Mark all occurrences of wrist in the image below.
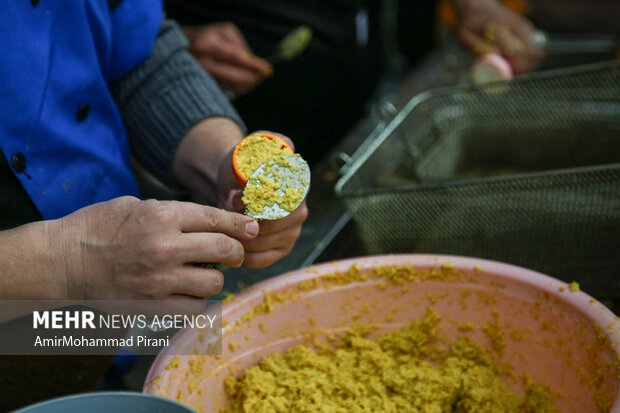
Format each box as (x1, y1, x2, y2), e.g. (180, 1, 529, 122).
(173, 117, 244, 201)
(0, 220, 71, 300)
(49, 214, 88, 300)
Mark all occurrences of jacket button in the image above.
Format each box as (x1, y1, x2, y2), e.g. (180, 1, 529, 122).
(30, 0, 39, 6)
(76, 103, 90, 121)
(11, 153, 26, 173)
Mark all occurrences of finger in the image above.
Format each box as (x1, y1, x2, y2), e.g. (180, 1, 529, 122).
(493, 26, 527, 56)
(244, 247, 293, 268)
(505, 17, 537, 51)
(219, 188, 244, 213)
(218, 22, 251, 50)
(238, 53, 273, 77)
(202, 41, 272, 76)
(256, 201, 308, 235)
(159, 295, 208, 316)
(169, 267, 225, 298)
(172, 202, 258, 240)
(503, 22, 545, 74)
(178, 233, 246, 267)
(241, 225, 301, 252)
(190, 27, 242, 55)
(502, 38, 545, 74)
(231, 190, 245, 214)
(458, 28, 500, 56)
(507, 52, 543, 75)
(217, 24, 273, 75)
(199, 57, 264, 91)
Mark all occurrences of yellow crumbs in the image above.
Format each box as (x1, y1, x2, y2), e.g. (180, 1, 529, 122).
(228, 263, 460, 328)
(483, 310, 506, 355)
(236, 134, 293, 179)
(242, 154, 305, 215)
(242, 175, 282, 214)
(165, 356, 179, 371)
(223, 309, 557, 413)
(569, 282, 580, 293)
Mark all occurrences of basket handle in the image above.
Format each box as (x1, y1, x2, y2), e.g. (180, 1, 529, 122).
(331, 99, 401, 177)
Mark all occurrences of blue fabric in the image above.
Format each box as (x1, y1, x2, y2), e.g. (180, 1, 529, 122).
(0, 0, 162, 219)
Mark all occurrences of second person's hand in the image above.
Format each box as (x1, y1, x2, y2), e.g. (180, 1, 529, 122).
(454, 0, 545, 74)
(184, 22, 273, 95)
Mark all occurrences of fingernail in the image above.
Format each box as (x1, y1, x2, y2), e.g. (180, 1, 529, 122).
(245, 221, 259, 236)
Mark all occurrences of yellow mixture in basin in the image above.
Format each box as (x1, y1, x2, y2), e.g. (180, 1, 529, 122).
(236, 134, 293, 180)
(223, 309, 557, 413)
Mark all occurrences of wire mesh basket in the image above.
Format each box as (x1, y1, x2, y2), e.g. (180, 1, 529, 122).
(335, 61, 620, 300)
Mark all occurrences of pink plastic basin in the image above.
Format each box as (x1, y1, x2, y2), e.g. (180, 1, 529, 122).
(145, 255, 620, 412)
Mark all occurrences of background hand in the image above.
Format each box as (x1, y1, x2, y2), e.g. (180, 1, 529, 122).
(184, 22, 273, 95)
(455, 0, 545, 74)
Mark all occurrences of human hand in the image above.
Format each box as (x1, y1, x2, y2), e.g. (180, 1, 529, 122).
(454, 0, 545, 74)
(173, 117, 244, 211)
(174, 123, 308, 268)
(231, 133, 309, 268)
(239, 200, 308, 268)
(184, 22, 273, 95)
(53, 196, 259, 300)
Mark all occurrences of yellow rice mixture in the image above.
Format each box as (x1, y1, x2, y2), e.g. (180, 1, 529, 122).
(242, 155, 304, 215)
(236, 134, 293, 180)
(223, 308, 557, 413)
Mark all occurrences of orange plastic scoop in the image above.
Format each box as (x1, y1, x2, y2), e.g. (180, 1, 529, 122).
(232, 133, 293, 187)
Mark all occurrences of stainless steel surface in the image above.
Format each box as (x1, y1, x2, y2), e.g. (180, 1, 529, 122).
(336, 61, 620, 300)
(546, 34, 617, 54)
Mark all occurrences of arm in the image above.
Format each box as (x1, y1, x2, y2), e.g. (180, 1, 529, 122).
(0, 220, 68, 300)
(111, 19, 307, 268)
(0, 196, 259, 301)
(110, 18, 244, 199)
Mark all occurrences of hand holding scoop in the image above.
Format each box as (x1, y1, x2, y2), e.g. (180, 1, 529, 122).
(232, 133, 310, 220)
(149, 134, 308, 332)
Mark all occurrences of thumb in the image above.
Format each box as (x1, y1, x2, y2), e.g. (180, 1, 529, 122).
(221, 189, 245, 214)
(231, 190, 245, 214)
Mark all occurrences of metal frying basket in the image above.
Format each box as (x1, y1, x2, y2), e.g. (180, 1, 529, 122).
(336, 61, 620, 300)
